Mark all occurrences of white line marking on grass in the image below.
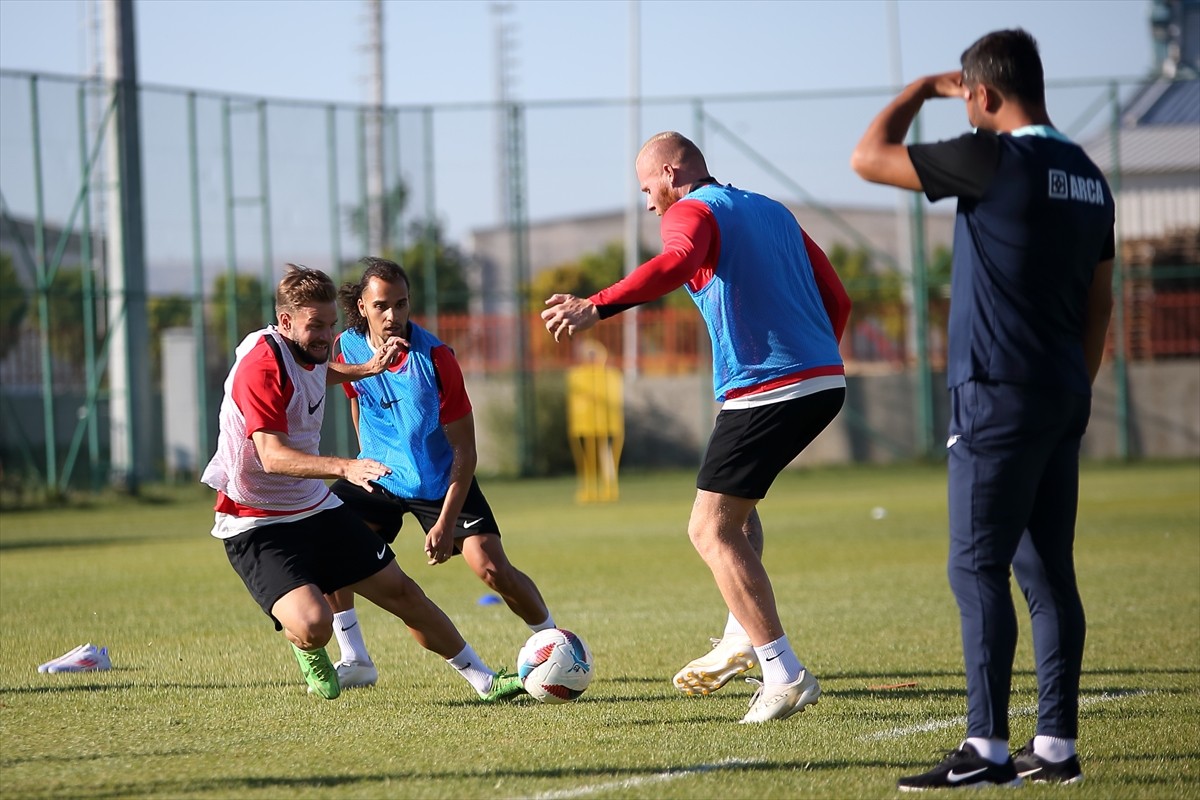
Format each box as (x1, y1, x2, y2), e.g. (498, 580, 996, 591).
(516, 757, 765, 800)
(864, 690, 1149, 741)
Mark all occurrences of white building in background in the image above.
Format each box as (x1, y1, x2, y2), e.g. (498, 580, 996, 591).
(1083, 0, 1200, 242)
(1084, 80, 1200, 241)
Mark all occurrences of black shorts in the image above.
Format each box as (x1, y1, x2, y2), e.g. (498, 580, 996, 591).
(330, 477, 501, 555)
(223, 504, 395, 629)
(697, 387, 845, 499)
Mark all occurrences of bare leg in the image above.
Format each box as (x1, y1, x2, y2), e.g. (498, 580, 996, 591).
(460, 534, 551, 626)
(688, 490, 782, 646)
(271, 584, 334, 650)
(347, 561, 466, 659)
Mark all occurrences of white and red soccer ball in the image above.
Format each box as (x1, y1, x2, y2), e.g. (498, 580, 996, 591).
(517, 628, 593, 704)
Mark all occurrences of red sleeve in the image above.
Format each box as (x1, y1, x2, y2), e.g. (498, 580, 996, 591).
(231, 337, 293, 437)
(432, 345, 472, 425)
(589, 199, 717, 312)
(334, 351, 359, 399)
(804, 230, 851, 343)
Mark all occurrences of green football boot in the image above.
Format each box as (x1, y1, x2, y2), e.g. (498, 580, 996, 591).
(291, 643, 340, 700)
(480, 667, 525, 702)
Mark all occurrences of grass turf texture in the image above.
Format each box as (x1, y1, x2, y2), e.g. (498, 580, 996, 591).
(0, 461, 1196, 799)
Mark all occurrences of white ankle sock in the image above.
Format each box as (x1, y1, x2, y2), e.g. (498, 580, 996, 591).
(965, 737, 1009, 764)
(755, 635, 802, 685)
(723, 613, 749, 641)
(529, 614, 556, 632)
(332, 609, 370, 664)
(447, 644, 494, 695)
(1033, 735, 1076, 762)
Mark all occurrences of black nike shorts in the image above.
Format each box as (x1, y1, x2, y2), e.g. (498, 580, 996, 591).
(697, 387, 845, 499)
(330, 477, 501, 555)
(223, 503, 395, 629)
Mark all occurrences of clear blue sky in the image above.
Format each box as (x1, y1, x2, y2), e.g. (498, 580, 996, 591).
(0, 0, 1156, 104)
(0, 0, 1157, 290)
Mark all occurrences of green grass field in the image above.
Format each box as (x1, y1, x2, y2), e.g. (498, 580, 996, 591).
(1, 461, 1197, 799)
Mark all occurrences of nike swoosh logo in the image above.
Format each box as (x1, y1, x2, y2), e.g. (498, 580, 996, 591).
(381, 398, 399, 409)
(308, 398, 323, 414)
(463, 518, 482, 529)
(947, 434, 961, 448)
(764, 653, 780, 661)
(376, 546, 388, 559)
(947, 767, 989, 783)
(339, 622, 358, 633)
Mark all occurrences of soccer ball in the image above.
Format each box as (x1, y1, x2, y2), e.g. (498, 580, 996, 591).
(517, 628, 593, 704)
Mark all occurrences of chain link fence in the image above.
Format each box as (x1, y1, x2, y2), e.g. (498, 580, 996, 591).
(1, 69, 1196, 498)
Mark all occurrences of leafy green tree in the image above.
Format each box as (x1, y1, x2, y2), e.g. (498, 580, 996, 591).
(528, 241, 676, 313)
(399, 220, 471, 315)
(347, 182, 409, 246)
(0, 252, 29, 360)
(210, 273, 268, 356)
(338, 219, 472, 317)
(26, 266, 100, 365)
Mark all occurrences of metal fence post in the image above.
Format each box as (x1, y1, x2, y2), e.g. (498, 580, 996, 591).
(187, 91, 210, 472)
(29, 75, 57, 489)
(1109, 81, 1129, 460)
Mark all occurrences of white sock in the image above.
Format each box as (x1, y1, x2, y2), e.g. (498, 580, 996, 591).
(1033, 735, 1076, 762)
(966, 737, 1009, 765)
(332, 609, 371, 665)
(755, 634, 803, 685)
(723, 612, 749, 641)
(447, 644, 494, 695)
(528, 614, 556, 633)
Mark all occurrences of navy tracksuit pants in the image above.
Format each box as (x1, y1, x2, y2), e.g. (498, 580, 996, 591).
(947, 379, 1092, 740)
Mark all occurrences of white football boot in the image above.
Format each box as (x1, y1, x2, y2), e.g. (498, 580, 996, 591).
(38, 643, 111, 673)
(672, 635, 756, 695)
(739, 670, 821, 723)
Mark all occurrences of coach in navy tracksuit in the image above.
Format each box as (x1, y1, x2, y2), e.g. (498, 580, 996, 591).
(852, 29, 1115, 790)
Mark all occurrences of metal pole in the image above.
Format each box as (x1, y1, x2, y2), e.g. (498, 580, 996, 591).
(422, 107, 437, 327)
(693, 99, 712, 462)
(105, 0, 152, 491)
(30, 75, 57, 489)
(1109, 81, 1129, 460)
(187, 91, 210, 472)
(77, 82, 100, 488)
(623, 0, 641, 381)
(327, 104, 349, 456)
(909, 114, 933, 458)
(221, 97, 239, 357)
(258, 100, 274, 324)
(390, 108, 404, 254)
(365, 0, 386, 255)
(357, 108, 369, 257)
(507, 102, 534, 476)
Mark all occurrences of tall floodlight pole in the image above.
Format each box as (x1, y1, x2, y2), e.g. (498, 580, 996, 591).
(623, 0, 641, 381)
(365, 0, 386, 257)
(493, 3, 515, 230)
(103, 0, 151, 491)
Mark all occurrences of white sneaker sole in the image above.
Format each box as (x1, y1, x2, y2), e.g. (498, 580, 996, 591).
(673, 643, 756, 696)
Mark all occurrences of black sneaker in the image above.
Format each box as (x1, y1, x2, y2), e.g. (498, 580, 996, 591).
(1011, 739, 1084, 784)
(897, 743, 1022, 791)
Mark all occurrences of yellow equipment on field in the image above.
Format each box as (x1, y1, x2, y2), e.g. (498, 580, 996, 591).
(566, 341, 624, 503)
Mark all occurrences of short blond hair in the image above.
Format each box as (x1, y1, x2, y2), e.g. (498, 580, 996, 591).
(275, 263, 336, 314)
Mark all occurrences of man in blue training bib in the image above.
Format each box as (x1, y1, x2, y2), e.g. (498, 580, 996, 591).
(852, 28, 1114, 790)
(325, 257, 558, 691)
